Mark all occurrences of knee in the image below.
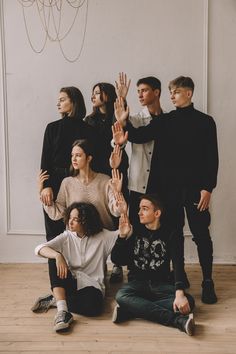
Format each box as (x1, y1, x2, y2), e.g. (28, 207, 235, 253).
(115, 288, 124, 304)
(189, 212, 211, 236)
(115, 287, 129, 305)
(191, 232, 213, 247)
(186, 293, 195, 311)
(115, 285, 135, 307)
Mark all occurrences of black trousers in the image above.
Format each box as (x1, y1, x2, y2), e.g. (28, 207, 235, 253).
(162, 187, 213, 280)
(48, 259, 104, 316)
(43, 209, 65, 241)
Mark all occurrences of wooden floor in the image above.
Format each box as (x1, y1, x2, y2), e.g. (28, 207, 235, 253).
(0, 264, 235, 354)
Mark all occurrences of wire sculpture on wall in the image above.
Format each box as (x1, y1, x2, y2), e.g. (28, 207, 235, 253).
(18, 0, 89, 62)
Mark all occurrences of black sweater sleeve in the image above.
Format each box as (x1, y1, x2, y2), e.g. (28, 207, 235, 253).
(126, 118, 161, 143)
(202, 117, 219, 192)
(40, 123, 54, 189)
(111, 234, 135, 266)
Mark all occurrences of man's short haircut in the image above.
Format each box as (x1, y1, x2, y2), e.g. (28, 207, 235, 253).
(64, 202, 103, 237)
(168, 76, 194, 92)
(137, 76, 161, 92)
(139, 194, 164, 213)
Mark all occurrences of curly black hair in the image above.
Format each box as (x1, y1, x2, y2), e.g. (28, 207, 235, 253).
(64, 202, 103, 237)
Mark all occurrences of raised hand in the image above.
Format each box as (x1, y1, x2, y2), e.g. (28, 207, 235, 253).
(112, 121, 128, 146)
(109, 168, 123, 193)
(38, 170, 53, 206)
(109, 144, 123, 169)
(38, 169, 49, 194)
(115, 72, 131, 99)
(114, 191, 128, 215)
(114, 97, 129, 125)
(119, 212, 131, 238)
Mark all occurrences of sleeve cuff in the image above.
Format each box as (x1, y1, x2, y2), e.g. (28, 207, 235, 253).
(35, 244, 46, 257)
(111, 139, 127, 149)
(175, 281, 185, 291)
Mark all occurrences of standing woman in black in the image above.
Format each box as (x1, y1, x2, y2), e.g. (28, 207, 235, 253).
(40, 86, 96, 241)
(85, 83, 129, 202)
(85, 82, 129, 282)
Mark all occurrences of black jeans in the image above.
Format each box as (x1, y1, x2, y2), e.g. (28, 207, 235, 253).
(162, 187, 213, 280)
(48, 259, 103, 316)
(43, 209, 65, 241)
(116, 280, 195, 327)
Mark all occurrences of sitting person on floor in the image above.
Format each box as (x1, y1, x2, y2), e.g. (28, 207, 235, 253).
(111, 194, 195, 336)
(32, 200, 129, 333)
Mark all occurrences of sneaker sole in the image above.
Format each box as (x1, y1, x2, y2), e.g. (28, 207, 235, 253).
(112, 305, 119, 323)
(185, 313, 195, 336)
(31, 294, 54, 312)
(54, 317, 74, 332)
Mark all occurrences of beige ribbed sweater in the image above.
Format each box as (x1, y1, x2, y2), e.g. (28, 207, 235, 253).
(44, 173, 118, 230)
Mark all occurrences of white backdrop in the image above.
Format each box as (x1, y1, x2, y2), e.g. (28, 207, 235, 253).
(0, 0, 235, 263)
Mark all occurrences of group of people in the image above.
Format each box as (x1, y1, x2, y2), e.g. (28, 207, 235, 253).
(31, 72, 218, 337)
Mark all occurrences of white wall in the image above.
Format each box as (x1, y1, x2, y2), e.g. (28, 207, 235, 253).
(0, 0, 235, 263)
(207, 0, 236, 263)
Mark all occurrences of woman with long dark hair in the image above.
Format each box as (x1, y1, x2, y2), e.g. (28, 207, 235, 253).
(39, 139, 124, 230)
(85, 82, 129, 282)
(40, 86, 96, 241)
(85, 82, 129, 194)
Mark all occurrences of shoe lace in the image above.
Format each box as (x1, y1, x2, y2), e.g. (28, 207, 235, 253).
(55, 311, 66, 324)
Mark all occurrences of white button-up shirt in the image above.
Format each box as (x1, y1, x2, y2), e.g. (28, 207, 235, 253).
(128, 107, 155, 193)
(35, 229, 119, 296)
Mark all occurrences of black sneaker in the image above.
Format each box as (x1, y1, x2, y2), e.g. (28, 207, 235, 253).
(201, 279, 218, 304)
(112, 304, 133, 324)
(110, 265, 123, 283)
(31, 294, 56, 313)
(174, 313, 195, 336)
(53, 310, 73, 332)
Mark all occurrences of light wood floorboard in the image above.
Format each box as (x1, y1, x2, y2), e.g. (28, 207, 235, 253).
(0, 264, 235, 354)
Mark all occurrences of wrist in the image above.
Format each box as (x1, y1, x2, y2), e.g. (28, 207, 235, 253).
(111, 139, 126, 149)
(55, 252, 62, 260)
(175, 289, 185, 297)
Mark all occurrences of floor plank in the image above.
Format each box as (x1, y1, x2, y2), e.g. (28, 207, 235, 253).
(0, 264, 235, 354)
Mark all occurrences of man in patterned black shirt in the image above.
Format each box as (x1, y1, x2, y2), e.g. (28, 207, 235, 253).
(111, 194, 195, 336)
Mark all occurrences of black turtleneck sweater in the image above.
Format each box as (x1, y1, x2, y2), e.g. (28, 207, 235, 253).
(85, 111, 129, 182)
(40, 115, 97, 194)
(126, 104, 218, 193)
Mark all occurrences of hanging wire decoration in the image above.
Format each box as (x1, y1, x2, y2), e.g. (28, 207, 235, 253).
(18, 0, 89, 62)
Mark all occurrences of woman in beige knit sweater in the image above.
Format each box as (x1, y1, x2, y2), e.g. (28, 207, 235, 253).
(39, 139, 125, 231)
